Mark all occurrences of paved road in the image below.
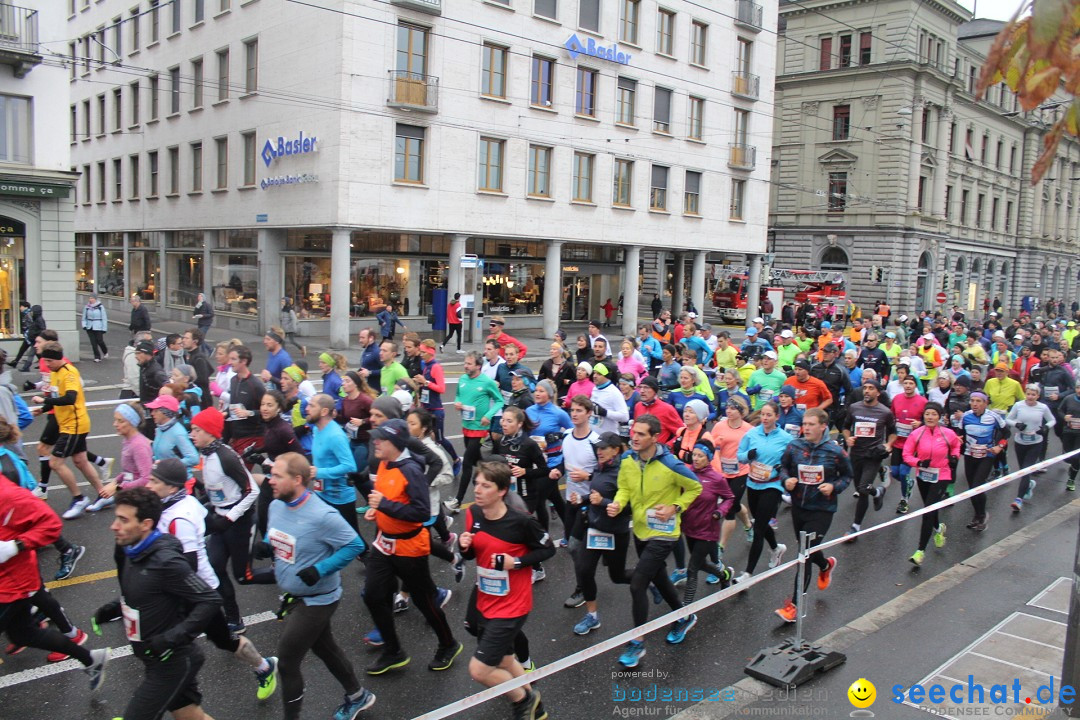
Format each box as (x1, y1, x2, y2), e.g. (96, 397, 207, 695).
(1, 351, 1075, 720)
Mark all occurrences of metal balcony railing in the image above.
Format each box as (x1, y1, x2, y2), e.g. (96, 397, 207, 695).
(731, 71, 760, 100)
(729, 143, 756, 170)
(734, 0, 763, 31)
(0, 3, 40, 77)
(389, 0, 442, 14)
(387, 70, 439, 113)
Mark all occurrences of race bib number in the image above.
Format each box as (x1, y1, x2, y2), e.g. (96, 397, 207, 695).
(1045, 386, 1059, 399)
(720, 457, 740, 475)
(204, 480, 226, 505)
(461, 405, 476, 422)
(228, 403, 245, 420)
(759, 388, 774, 403)
(796, 404, 808, 412)
(1019, 432, 1039, 443)
(1070, 418, 1080, 430)
(916, 466, 940, 483)
(374, 532, 397, 556)
(784, 423, 802, 436)
(121, 601, 141, 642)
(48, 385, 59, 399)
(797, 464, 825, 485)
(853, 422, 877, 438)
(969, 444, 988, 459)
(267, 528, 297, 564)
(312, 477, 325, 493)
(645, 508, 676, 533)
(586, 528, 616, 550)
(748, 461, 772, 482)
(589, 413, 602, 427)
(895, 422, 913, 438)
(477, 566, 510, 596)
(420, 388, 430, 404)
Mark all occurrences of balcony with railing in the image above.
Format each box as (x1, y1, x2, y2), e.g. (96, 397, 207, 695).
(389, 0, 442, 14)
(0, 4, 41, 77)
(387, 70, 439, 113)
(734, 0, 763, 31)
(728, 143, 756, 170)
(731, 71, 760, 100)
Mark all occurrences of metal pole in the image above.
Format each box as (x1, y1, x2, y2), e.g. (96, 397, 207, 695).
(794, 530, 815, 650)
(1062, 513, 1080, 716)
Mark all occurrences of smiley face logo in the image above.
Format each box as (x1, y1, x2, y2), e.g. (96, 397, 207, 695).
(848, 678, 876, 709)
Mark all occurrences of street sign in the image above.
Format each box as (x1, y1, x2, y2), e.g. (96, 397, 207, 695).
(460, 254, 480, 269)
(936, 292, 947, 304)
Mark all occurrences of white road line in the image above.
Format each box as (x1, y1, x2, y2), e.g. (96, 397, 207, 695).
(0, 611, 278, 689)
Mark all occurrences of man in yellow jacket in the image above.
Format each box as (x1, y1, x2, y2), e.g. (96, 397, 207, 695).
(985, 362, 1025, 413)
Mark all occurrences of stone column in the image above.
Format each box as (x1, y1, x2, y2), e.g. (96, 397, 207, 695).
(257, 228, 285, 334)
(932, 101, 949, 218)
(202, 230, 214, 301)
(690, 250, 707, 318)
(622, 245, 641, 337)
(746, 254, 762, 329)
(447, 234, 466, 300)
(672, 253, 685, 316)
(330, 228, 351, 348)
(543, 240, 562, 339)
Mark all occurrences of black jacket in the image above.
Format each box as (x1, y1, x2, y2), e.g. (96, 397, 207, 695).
(129, 304, 151, 333)
(810, 360, 852, 411)
(24, 305, 45, 343)
(585, 458, 631, 534)
(193, 300, 214, 324)
(138, 360, 168, 404)
(185, 348, 214, 409)
(224, 373, 265, 439)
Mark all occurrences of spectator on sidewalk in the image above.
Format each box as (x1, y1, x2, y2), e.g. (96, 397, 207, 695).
(81, 296, 109, 363)
(192, 292, 214, 336)
(128, 295, 151, 337)
(279, 297, 306, 358)
(11, 303, 44, 371)
(377, 302, 406, 341)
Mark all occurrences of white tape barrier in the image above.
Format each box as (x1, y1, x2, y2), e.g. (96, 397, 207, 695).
(412, 448, 1080, 720)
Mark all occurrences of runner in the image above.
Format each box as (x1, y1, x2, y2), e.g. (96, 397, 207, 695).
(493, 407, 552, 584)
(264, 452, 375, 719)
(222, 345, 266, 457)
(775, 408, 851, 622)
(538, 342, 576, 403)
(556, 394, 599, 582)
(449, 351, 504, 511)
(678, 438, 735, 607)
(1060, 379, 1080, 492)
(378, 340, 409, 397)
(88, 402, 154, 516)
(782, 359, 832, 414)
(590, 360, 629, 436)
(459, 460, 554, 719)
(415, 340, 460, 465)
(98, 487, 221, 719)
(710, 398, 754, 560)
(607, 414, 703, 667)
(307, 394, 361, 531)
(958, 390, 1007, 531)
(1007, 384, 1056, 512)
(902, 402, 961, 566)
(841, 378, 896, 539)
(746, 351, 787, 410)
(889, 375, 928, 514)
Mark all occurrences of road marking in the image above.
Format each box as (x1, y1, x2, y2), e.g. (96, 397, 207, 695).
(45, 569, 118, 590)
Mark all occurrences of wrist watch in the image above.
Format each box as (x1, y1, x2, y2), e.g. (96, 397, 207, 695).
(673, 504, 683, 515)
(513, 558, 523, 570)
(14, 539, 26, 553)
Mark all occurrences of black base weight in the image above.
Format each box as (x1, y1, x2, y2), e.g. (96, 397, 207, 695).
(744, 638, 847, 689)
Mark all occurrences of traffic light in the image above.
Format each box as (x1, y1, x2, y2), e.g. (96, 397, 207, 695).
(942, 273, 950, 292)
(870, 265, 879, 283)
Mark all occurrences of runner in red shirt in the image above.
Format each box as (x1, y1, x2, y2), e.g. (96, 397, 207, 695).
(782, 359, 833, 412)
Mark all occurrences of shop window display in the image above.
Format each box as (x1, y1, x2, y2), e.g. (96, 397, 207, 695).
(128, 251, 158, 301)
(212, 254, 258, 314)
(0, 223, 24, 337)
(167, 252, 203, 308)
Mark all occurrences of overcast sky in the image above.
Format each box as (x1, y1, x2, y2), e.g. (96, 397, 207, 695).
(959, 0, 1028, 20)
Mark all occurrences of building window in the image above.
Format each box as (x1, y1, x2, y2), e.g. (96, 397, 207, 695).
(191, 57, 204, 109)
(920, 107, 930, 143)
(995, 140, 1003, 168)
(980, 134, 988, 163)
(394, 123, 425, 184)
(657, 9, 674, 56)
(947, 121, 955, 153)
(653, 86, 672, 133)
(535, 0, 556, 20)
(828, 172, 847, 211)
(613, 158, 633, 206)
(819, 36, 832, 70)
(737, 37, 752, 73)
(130, 81, 140, 125)
(838, 34, 851, 67)
(70, 105, 76, 143)
(1009, 145, 1016, 173)
(0, 96, 32, 164)
(171, 0, 182, 33)
(1005, 200, 1013, 232)
(397, 23, 426, 75)
(82, 164, 91, 203)
(832, 104, 850, 140)
(690, 21, 707, 66)
(616, 76, 636, 125)
(168, 146, 179, 194)
(82, 99, 90, 138)
(211, 255, 257, 313)
(684, 170, 701, 215)
(215, 136, 228, 189)
(917, 176, 926, 211)
(242, 131, 256, 186)
(859, 31, 871, 64)
(960, 189, 969, 224)
(69, 42, 76, 79)
(130, 155, 140, 198)
(150, 0, 159, 43)
(530, 56, 554, 107)
(216, 48, 230, 101)
(97, 94, 105, 134)
(113, 158, 123, 200)
(687, 96, 704, 140)
(650, 165, 668, 210)
(944, 185, 952, 220)
(575, 67, 597, 116)
(579, 0, 599, 32)
(964, 127, 974, 160)
(191, 142, 203, 192)
(169, 66, 181, 114)
(478, 137, 504, 192)
(243, 38, 258, 93)
(481, 43, 507, 99)
(976, 193, 985, 227)
(527, 145, 552, 197)
(149, 74, 159, 119)
(573, 152, 594, 202)
(112, 16, 123, 60)
(148, 151, 159, 197)
(730, 178, 745, 219)
(166, 251, 204, 308)
(991, 197, 999, 230)
(131, 8, 140, 51)
(620, 0, 640, 44)
(194, 0, 205, 22)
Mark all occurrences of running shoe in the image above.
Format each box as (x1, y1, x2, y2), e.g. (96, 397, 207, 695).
(444, 498, 461, 513)
(733, 571, 751, 584)
(665, 614, 697, 644)
(574, 613, 601, 635)
(843, 525, 859, 543)
(452, 554, 465, 583)
(669, 568, 688, 586)
(452, 458, 463, 478)
(768, 543, 787, 569)
(228, 619, 246, 635)
(86, 647, 110, 691)
(1023, 479, 1037, 501)
(896, 498, 910, 514)
(98, 457, 115, 485)
(970, 514, 989, 532)
(1067, 478, 1076, 492)
(909, 550, 925, 567)
(817, 557, 837, 591)
(446, 532, 458, 550)
(362, 629, 384, 647)
(365, 650, 410, 675)
(512, 689, 543, 720)
(6, 621, 44, 654)
(31, 484, 47, 500)
(556, 539, 568, 549)
(47, 628, 88, 662)
(435, 587, 452, 609)
(55, 544, 86, 581)
(428, 641, 463, 671)
(648, 584, 663, 604)
(86, 495, 115, 513)
(393, 593, 410, 613)
(744, 525, 754, 543)
(255, 656, 278, 701)
(774, 599, 797, 623)
(780, 493, 792, 505)
(933, 523, 947, 549)
(1011, 497, 1023, 512)
(531, 566, 546, 583)
(564, 591, 585, 608)
(872, 486, 885, 512)
(768, 517, 779, 530)
(705, 573, 721, 585)
(333, 689, 377, 719)
(617, 641, 646, 668)
(62, 496, 91, 520)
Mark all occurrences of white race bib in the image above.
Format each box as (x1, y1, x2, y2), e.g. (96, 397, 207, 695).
(121, 601, 141, 642)
(374, 531, 397, 556)
(645, 508, 676, 533)
(720, 457, 740, 475)
(1019, 432, 1039, 443)
(204, 479, 226, 505)
(1070, 418, 1080, 430)
(796, 403, 808, 411)
(969, 444, 988, 459)
(420, 388, 430, 404)
(268, 528, 297, 564)
(784, 423, 802, 436)
(759, 388, 774, 402)
(228, 403, 245, 420)
(1045, 386, 1059, 399)
(896, 422, 913, 438)
(589, 413, 602, 427)
(476, 566, 510, 596)
(586, 528, 616, 550)
(461, 405, 476, 421)
(916, 466, 940, 483)
(748, 461, 772, 482)
(797, 464, 824, 485)
(346, 424, 359, 440)
(853, 422, 877, 438)
(312, 477, 325, 493)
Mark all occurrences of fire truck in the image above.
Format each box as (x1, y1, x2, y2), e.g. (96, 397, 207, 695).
(711, 268, 847, 324)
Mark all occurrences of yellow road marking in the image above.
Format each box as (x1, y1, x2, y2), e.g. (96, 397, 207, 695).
(45, 568, 117, 590)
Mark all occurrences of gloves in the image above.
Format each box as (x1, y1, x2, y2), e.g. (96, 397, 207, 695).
(711, 511, 723, 521)
(1015, 422, 1027, 431)
(918, 459, 931, 469)
(0, 539, 17, 564)
(93, 600, 122, 630)
(297, 566, 321, 586)
(746, 448, 758, 461)
(252, 541, 274, 560)
(245, 453, 266, 467)
(205, 513, 231, 534)
(145, 634, 176, 661)
(595, 406, 608, 417)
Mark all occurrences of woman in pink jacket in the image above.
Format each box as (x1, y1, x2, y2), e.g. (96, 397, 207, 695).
(901, 401, 961, 567)
(616, 338, 647, 384)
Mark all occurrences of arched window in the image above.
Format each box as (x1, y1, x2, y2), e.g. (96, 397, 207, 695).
(819, 246, 850, 272)
(916, 251, 933, 309)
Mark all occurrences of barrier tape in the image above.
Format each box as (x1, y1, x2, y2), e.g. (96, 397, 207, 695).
(412, 448, 1080, 720)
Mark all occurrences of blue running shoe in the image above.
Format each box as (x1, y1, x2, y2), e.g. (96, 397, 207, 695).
(705, 573, 720, 585)
(648, 584, 663, 605)
(618, 640, 646, 668)
(435, 587, 452, 609)
(573, 613, 601, 636)
(362, 629, 384, 647)
(669, 568, 688, 586)
(665, 614, 697, 644)
(334, 689, 376, 719)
